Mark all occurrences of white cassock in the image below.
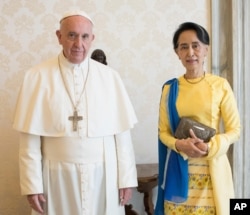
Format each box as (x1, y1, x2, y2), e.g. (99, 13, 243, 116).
(13, 52, 138, 215)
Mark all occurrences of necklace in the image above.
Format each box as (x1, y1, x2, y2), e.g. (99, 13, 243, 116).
(58, 56, 89, 131)
(184, 72, 205, 84)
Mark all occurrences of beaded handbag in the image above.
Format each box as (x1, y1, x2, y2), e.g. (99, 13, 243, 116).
(174, 117, 216, 142)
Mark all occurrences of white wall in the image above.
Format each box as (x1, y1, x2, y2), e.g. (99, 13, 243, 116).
(0, 0, 210, 214)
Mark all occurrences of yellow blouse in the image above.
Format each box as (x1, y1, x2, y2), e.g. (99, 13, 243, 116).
(158, 73, 241, 215)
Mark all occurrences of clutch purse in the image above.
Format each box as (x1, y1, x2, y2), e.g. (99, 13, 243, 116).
(174, 117, 216, 142)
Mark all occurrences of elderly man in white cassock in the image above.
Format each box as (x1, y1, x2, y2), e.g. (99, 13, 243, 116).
(13, 10, 138, 215)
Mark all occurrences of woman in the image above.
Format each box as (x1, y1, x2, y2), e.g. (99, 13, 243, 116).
(155, 22, 241, 215)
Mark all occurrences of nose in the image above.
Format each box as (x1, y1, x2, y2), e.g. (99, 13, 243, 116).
(187, 46, 194, 57)
(73, 35, 84, 47)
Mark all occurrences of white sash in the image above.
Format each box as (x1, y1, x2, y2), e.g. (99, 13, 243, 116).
(41, 136, 104, 163)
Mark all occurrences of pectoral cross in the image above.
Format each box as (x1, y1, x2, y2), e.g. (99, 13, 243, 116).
(68, 110, 83, 131)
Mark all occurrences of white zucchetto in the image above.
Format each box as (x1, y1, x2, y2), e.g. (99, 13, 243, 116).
(60, 10, 94, 24)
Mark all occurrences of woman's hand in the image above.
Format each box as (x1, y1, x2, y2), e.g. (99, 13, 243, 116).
(175, 129, 209, 157)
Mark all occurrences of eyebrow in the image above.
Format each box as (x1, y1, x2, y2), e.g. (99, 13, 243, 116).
(179, 41, 200, 46)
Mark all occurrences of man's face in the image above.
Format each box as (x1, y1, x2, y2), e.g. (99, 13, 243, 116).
(56, 15, 95, 64)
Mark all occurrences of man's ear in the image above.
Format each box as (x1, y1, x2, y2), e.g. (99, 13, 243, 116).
(91, 34, 95, 42)
(56, 30, 62, 44)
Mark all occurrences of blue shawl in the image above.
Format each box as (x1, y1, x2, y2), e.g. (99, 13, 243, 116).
(155, 78, 188, 215)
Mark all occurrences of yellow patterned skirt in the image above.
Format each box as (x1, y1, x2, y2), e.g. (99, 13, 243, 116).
(164, 159, 216, 215)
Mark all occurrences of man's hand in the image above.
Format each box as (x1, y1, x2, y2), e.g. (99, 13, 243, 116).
(119, 187, 133, 206)
(27, 193, 46, 214)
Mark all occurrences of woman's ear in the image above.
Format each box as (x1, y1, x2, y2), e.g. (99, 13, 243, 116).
(204, 45, 208, 57)
(175, 49, 181, 59)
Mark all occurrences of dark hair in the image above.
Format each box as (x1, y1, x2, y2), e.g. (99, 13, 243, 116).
(91, 49, 107, 65)
(172, 22, 210, 49)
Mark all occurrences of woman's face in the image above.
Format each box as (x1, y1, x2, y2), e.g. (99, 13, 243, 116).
(175, 30, 208, 72)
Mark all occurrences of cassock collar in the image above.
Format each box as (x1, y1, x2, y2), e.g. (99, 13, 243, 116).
(59, 51, 88, 71)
